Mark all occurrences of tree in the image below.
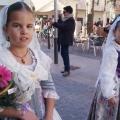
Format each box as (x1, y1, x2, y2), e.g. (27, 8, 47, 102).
(87, 0, 95, 35)
(111, 0, 116, 7)
(109, 0, 117, 18)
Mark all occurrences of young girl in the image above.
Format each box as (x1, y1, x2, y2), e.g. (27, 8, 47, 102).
(87, 16, 120, 120)
(0, 2, 62, 120)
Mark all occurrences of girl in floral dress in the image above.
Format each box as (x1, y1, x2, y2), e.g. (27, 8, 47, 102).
(0, 1, 62, 120)
(88, 16, 120, 120)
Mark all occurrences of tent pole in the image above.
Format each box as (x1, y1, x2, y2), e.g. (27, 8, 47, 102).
(54, 0, 58, 64)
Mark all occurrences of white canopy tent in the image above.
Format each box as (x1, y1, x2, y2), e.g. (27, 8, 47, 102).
(0, 0, 81, 11)
(0, 0, 20, 6)
(36, 0, 65, 12)
(30, 0, 81, 12)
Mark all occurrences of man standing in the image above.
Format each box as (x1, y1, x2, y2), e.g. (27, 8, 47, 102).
(50, 6, 75, 77)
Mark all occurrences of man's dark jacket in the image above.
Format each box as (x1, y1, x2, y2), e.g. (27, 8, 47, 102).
(53, 17, 75, 46)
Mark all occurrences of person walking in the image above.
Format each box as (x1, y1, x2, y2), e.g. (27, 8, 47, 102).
(50, 6, 75, 77)
(96, 18, 102, 27)
(87, 15, 120, 120)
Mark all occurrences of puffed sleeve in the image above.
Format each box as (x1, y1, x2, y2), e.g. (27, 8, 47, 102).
(37, 50, 59, 100)
(41, 71, 59, 100)
(98, 47, 118, 99)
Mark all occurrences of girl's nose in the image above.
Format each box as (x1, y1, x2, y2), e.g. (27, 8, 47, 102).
(21, 27, 27, 35)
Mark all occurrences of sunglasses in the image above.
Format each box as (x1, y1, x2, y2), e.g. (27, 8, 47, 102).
(63, 11, 67, 14)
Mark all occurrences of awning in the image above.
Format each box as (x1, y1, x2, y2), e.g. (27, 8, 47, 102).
(36, 0, 65, 12)
(0, 0, 18, 6)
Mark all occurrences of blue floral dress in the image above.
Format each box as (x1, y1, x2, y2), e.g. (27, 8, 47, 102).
(88, 50, 120, 120)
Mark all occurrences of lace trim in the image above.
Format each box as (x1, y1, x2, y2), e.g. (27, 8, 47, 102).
(43, 91, 59, 100)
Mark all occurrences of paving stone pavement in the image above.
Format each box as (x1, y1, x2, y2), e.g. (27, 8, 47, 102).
(40, 44, 102, 120)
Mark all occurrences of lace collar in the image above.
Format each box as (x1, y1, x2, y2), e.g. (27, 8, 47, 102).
(0, 48, 49, 91)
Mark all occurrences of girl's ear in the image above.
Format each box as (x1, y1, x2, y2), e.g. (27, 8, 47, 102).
(113, 29, 116, 36)
(3, 26, 8, 39)
(113, 29, 115, 33)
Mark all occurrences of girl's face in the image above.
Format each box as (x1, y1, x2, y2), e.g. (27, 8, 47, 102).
(113, 24, 120, 42)
(4, 10, 35, 48)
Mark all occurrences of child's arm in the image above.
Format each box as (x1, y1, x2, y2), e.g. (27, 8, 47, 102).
(43, 98, 55, 120)
(98, 47, 118, 99)
(41, 73, 59, 120)
(0, 108, 22, 118)
(38, 50, 59, 119)
(0, 108, 39, 120)
(41, 72, 59, 120)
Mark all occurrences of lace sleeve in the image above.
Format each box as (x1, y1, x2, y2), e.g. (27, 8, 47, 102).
(98, 47, 118, 99)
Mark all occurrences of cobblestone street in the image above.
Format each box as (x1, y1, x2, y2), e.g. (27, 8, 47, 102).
(41, 44, 102, 120)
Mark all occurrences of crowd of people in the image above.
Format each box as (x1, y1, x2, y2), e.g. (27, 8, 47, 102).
(0, 1, 120, 120)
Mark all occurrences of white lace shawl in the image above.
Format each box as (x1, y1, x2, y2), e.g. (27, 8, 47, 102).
(95, 40, 120, 99)
(0, 48, 59, 104)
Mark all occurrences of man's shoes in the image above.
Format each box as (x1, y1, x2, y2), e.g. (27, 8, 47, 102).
(61, 70, 65, 73)
(63, 71, 70, 77)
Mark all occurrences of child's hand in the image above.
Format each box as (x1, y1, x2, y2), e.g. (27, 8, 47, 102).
(43, 115, 53, 120)
(107, 97, 118, 105)
(43, 118, 52, 120)
(20, 111, 39, 120)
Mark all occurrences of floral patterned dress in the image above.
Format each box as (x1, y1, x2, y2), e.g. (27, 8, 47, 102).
(87, 50, 120, 120)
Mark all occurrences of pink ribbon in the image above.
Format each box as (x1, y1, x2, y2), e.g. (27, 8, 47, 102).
(22, 103, 29, 116)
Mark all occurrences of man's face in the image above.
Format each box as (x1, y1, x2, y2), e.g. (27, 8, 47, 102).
(63, 10, 69, 17)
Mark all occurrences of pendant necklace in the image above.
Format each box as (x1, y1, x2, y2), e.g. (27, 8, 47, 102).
(9, 48, 28, 64)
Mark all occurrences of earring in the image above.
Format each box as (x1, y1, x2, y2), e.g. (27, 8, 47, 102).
(7, 37, 10, 42)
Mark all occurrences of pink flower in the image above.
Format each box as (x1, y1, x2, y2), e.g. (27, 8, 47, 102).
(0, 65, 12, 89)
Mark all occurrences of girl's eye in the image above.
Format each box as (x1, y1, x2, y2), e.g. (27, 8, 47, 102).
(27, 25, 33, 28)
(14, 24, 20, 28)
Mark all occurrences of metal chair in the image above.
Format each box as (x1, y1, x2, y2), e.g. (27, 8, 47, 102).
(73, 36, 86, 52)
(88, 36, 105, 56)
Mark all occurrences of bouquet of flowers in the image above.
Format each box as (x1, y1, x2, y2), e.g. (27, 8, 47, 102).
(0, 65, 17, 107)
